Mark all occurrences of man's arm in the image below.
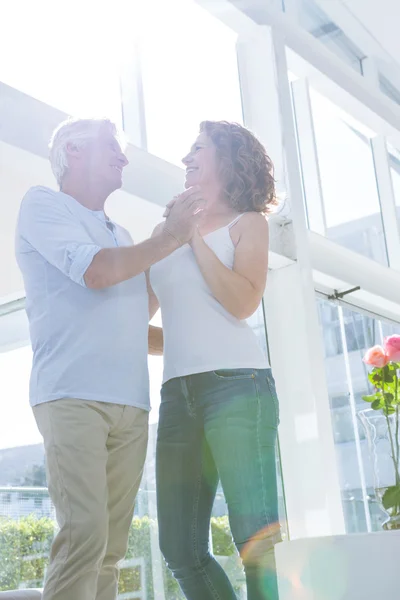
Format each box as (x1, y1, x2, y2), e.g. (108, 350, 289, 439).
(86, 188, 203, 288)
(84, 231, 179, 289)
(18, 186, 203, 290)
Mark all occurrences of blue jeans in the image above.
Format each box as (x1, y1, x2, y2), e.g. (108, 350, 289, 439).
(156, 368, 281, 600)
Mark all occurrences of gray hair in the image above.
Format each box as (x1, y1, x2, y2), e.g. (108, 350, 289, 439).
(49, 118, 120, 185)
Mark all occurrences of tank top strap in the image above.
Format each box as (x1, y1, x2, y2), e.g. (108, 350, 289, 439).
(227, 213, 245, 229)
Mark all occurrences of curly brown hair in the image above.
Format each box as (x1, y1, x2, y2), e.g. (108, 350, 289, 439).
(199, 120, 277, 214)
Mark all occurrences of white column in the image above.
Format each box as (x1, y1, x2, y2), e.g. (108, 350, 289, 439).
(265, 263, 346, 538)
(143, 426, 166, 600)
(237, 25, 345, 538)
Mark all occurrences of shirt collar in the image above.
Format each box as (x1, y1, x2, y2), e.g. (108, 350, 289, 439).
(60, 191, 115, 228)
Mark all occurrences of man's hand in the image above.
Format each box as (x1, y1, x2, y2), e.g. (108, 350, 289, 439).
(164, 186, 204, 245)
(163, 197, 176, 218)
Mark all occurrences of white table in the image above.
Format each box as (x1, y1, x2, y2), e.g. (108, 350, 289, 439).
(275, 531, 399, 599)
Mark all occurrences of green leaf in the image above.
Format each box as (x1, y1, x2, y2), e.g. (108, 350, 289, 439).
(383, 365, 395, 383)
(371, 399, 384, 410)
(383, 405, 396, 416)
(362, 395, 376, 403)
(369, 370, 382, 386)
(382, 485, 400, 510)
(384, 392, 395, 404)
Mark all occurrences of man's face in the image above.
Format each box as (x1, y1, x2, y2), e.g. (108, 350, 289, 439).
(78, 124, 128, 194)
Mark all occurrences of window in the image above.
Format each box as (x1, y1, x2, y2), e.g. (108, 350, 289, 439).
(282, 0, 364, 73)
(300, 88, 387, 264)
(317, 297, 399, 533)
(136, 0, 242, 166)
(388, 144, 400, 222)
(342, 487, 385, 534)
(0, 0, 124, 124)
(319, 303, 381, 358)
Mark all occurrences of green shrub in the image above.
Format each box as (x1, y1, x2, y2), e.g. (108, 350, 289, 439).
(0, 514, 237, 598)
(0, 515, 53, 590)
(211, 516, 236, 556)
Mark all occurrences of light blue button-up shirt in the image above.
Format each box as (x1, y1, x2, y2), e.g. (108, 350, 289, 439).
(15, 186, 150, 409)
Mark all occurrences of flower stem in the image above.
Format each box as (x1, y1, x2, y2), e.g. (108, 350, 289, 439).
(395, 370, 400, 480)
(382, 370, 400, 486)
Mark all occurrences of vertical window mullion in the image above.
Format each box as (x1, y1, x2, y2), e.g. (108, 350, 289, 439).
(338, 306, 372, 532)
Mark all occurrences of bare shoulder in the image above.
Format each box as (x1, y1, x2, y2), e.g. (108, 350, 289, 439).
(232, 212, 269, 244)
(241, 211, 269, 230)
(151, 222, 165, 238)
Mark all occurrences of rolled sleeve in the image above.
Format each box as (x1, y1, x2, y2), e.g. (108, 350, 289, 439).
(68, 243, 102, 286)
(16, 187, 103, 287)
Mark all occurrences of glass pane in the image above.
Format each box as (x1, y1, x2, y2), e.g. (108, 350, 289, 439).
(0, 0, 123, 124)
(388, 144, 400, 221)
(137, 0, 242, 166)
(317, 297, 399, 533)
(309, 89, 387, 264)
(283, 0, 364, 73)
(0, 328, 53, 592)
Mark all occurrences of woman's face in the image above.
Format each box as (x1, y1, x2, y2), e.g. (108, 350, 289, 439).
(182, 132, 219, 190)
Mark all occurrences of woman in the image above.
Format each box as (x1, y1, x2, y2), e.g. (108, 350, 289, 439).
(149, 121, 281, 600)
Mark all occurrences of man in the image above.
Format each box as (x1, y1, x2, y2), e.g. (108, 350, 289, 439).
(15, 117, 202, 600)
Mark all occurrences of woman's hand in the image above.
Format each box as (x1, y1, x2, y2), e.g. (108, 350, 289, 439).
(163, 187, 205, 220)
(189, 225, 202, 248)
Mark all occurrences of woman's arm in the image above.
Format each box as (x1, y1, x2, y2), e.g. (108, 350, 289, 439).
(148, 324, 163, 355)
(146, 272, 163, 355)
(146, 270, 160, 320)
(147, 222, 164, 355)
(190, 213, 269, 320)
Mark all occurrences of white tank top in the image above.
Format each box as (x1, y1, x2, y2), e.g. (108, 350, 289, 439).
(150, 215, 269, 383)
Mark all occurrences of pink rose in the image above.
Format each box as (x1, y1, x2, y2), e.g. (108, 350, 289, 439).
(384, 335, 400, 363)
(363, 345, 389, 368)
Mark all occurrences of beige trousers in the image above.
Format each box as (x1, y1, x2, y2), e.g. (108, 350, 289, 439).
(33, 399, 149, 600)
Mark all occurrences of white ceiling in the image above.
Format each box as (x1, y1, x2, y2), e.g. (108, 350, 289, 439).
(339, 0, 400, 64)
